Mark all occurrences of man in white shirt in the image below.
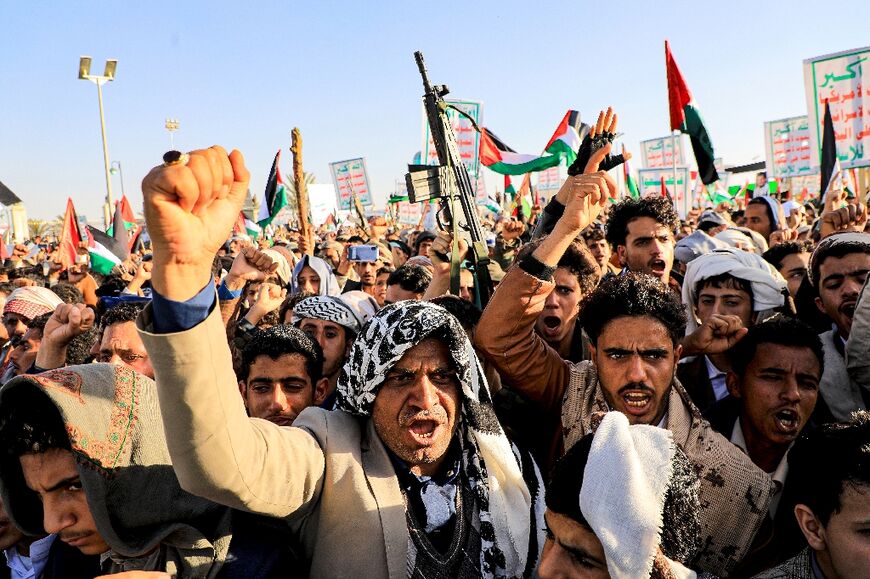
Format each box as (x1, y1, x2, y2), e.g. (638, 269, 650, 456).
(706, 315, 824, 575)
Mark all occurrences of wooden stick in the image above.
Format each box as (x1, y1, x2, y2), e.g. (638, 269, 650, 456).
(291, 127, 314, 254)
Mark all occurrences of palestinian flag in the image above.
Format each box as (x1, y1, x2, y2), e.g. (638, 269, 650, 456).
(58, 198, 82, 269)
(233, 211, 260, 238)
(820, 101, 843, 206)
(622, 145, 640, 198)
(257, 150, 289, 227)
(666, 40, 719, 185)
(480, 128, 560, 175)
(543, 110, 583, 166)
(479, 110, 583, 176)
(504, 175, 516, 200)
(86, 226, 125, 275)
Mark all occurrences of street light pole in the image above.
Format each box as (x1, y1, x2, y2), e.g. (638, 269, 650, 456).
(78, 56, 117, 227)
(110, 161, 126, 199)
(165, 118, 179, 149)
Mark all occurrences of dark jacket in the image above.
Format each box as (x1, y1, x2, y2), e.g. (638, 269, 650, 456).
(676, 356, 718, 413)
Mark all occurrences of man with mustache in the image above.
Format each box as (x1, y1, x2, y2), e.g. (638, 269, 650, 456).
(475, 148, 772, 575)
(134, 145, 546, 577)
(809, 233, 870, 421)
(604, 196, 681, 292)
(704, 315, 823, 575)
(238, 324, 329, 425)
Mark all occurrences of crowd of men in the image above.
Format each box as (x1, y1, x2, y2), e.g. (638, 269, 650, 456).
(0, 111, 867, 578)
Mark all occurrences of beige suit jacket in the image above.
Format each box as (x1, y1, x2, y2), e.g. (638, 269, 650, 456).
(138, 304, 409, 578)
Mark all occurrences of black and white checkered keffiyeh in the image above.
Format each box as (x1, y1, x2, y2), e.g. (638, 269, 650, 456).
(336, 301, 544, 578)
(291, 295, 363, 334)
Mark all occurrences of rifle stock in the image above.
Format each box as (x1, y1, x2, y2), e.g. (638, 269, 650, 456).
(406, 51, 493, 307)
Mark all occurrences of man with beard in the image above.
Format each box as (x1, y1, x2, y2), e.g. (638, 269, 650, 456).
(808, 233, 870, 421)
(238, 324, 328, 425)
(291, 294, 364, 409)
(475, 148, 772, 575)
(135, 145, 545, 577)
(704, 315, 823, 575)
(605, 196, 681, 292)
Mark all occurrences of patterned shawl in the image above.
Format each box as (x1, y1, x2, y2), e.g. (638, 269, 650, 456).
(336, 301, 545, 578)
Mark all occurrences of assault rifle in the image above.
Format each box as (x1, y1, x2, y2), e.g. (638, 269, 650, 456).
(404, 51, 493, 307)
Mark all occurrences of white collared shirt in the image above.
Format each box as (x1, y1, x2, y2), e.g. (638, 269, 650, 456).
(4, 534, 56, 579)
(731, 420, 790, 517)
(704, 356, 729, 402)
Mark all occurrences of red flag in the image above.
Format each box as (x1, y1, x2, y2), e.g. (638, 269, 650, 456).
(660, 176, 668, 197)
(665, 40, 692, 132)
(118, 195, 136, 224)
(232, 211, 247, 236)
(59, 198, 82, 269)
(0, 233, 8, 261)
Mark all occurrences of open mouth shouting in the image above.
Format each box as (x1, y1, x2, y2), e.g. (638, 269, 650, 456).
(402, 414, 446, 446)
(840, 300, 857, 321)
(617, 385, 657, 419)
(773, 408, 801, 435)
(540, 315, 563, 339)
(648, 259, 667, 277)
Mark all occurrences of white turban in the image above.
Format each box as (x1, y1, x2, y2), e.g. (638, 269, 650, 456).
(682, 247, 787, 334)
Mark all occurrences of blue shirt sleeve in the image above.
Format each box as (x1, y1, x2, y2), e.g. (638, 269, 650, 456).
(151, 282, 216, 333)
(217, 279, 244, 301)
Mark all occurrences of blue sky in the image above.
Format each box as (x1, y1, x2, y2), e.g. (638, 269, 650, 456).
(3, 0, 870, 220)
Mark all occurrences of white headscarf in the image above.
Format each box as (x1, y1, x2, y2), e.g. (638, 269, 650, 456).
(682, 247, 787, 334)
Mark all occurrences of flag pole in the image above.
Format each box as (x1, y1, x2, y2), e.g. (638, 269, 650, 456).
(671, 130, 678, 208)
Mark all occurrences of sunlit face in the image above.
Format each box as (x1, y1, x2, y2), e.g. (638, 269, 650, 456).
(536, 268, 583, 346)
(20, 449, 109, 555)
(585, 238, 611, 270)
(296, 266, 321, 295)
(240, 353, 323, 425)
(372, 339, 460, 477)
(0, 497, 24, 551)
(814, 252, 870, 339)
(374, 272, 390, 307)
(353, 261, 379, 286)
(696, 281, 754, 328)
(591, 316, 679, 426)
(777, 252, 810, 298)
(617, 217, 674, 283)
(728, 344, 820, 453)
(745, 204, 773, 241)
(298, 318, 349, 380)
(417, 239, 433, 257)
(538, 510, 609, 578)
(98, 321, 153, 379)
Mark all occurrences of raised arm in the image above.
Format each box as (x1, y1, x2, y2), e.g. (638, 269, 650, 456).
(475, 142, 616, 412)
(138, 146, 325, 517)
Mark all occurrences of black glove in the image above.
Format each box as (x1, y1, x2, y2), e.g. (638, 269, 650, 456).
(567, 131, 626, 176)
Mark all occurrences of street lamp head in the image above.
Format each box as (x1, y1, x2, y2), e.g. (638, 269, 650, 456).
(78, 56, 92, 80)
(104, 60, 117, 80)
